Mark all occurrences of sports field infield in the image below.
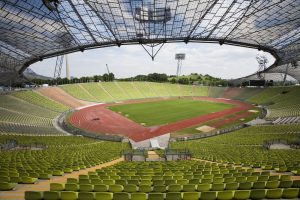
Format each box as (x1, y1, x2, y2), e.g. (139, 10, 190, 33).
(107, 98, 234, 126)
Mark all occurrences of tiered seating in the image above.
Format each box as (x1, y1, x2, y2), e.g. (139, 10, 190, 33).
(0, 122, 62, 135)
(116, 82, 144, 99)
(171, 124, 300, 173)
(12, 90, 69, 112)
(233, 88, 262, 101)
(0, 135, 129, 191)
(133, 82, 157, 98)
(25, 161, 300, 200)
(207, 87, 227, 98)
(149, 83, 171, 97)
(164, 84, 181, 96)
(273, 117, 300, 124)
(221, 88, 242, 99)
(59, 82, 212, 102)
(179, 85, 194, 96)
(247, 87, 285, 105)
(247, 86, 300, 118)
(37, 87, 84, 108)
(101, 82, 130, 100)
(60, 84, 98, 102)
(0, 93, 65, 135)
(0, 108, 53, 127)
(0, 95, 59, 118)
(81, 83, 114, 102)
(193, 86, 208, 97)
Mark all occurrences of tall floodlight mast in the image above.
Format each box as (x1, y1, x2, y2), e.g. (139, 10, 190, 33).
(175, 53, 185, 80)
(53, 55, 64, 79)
(65, 55, 70, 80)
(256, 54, 268, 80)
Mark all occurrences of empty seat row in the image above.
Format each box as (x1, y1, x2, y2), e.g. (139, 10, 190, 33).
(25, 188, 300, 200)
(50, 180, 300, 193)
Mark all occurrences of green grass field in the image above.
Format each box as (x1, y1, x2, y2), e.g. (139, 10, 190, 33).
(108, 99, 234, 126)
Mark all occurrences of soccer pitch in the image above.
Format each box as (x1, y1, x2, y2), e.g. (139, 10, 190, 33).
(108, 99, 234, 126)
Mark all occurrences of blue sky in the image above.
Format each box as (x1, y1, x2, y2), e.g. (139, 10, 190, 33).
(30, 43, 275, 79)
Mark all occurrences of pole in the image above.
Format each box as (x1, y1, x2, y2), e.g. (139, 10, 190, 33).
(66, 55, 70, 80)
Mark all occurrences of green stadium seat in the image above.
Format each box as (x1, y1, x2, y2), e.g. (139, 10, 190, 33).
(109, 184, 124, 192)
(280, 175, 291, 181)
(182, 184, 196, 192)
(200, 191, 217, 200)
(177, 179, 189, 185)
(268, 176, 279, 181)
(128, 180, 139, 185)
(239, 182, 252, 190)
(257, 176, 269, 181)
(182, 192, 200, 200)
(153, 180, 164, 185)
(225, 182, 239, 190)
(0, 182, 17, 191)
(168, 184, 182, 192)
(103, 179, 115, 185)
(94, 184, 108, 192)
(250, 189, 266, 199)
(113, 192, 130, 200)
(131, 193, 147, 200)
(266, 181, 279, 189)
(39, 173, 51, 180)
(148, 193, 165, 200)
(139, 185, 152, 193)
(282, 188, 299, 199)
(91, 179, 103, 184)
(60, 191, 78, 200)
(292, 180, 300, 188)
(166, 192, 182, 200)
(224, 177, 235, 183)
(124, 184, 138, 193)
(153, 185, 166, 192)
(201, 178, 212, 184)
(21, 177, 38, 184)
(25, 191, 43, 200)
(279, 180, 293, 188)
(189, 179, 200, 184)
(65, 183, 79, 191)
(95, 192, 113, 200)
(165, 179, 177, 185)
(43, 191, 60, 200)
(67, 178, 78, 184)
(233, 190, 251, 200)
(79, 179, 90, 184)
(115, 179, 127, 185)
(217, 191, 234, 200)
(53, 170, 63, 176)
(211, 183, 225, 191)
(50, 183, 64, 191)
(80, 184, 94, 192)
(252, 181, 266, 189)
(266, 188, 283, 199)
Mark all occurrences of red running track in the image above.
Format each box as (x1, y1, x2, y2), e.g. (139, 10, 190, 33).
(68, 97, 253, 142)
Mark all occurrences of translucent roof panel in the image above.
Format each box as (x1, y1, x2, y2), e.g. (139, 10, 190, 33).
(0, 0, 300, 84)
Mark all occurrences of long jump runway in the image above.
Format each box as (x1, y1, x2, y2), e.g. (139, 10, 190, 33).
(68, 97, 252, 142)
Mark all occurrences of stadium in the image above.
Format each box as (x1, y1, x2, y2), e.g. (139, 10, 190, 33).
(0, 0, 300, 200)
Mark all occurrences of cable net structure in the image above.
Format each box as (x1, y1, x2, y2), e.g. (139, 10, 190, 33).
(0, 0, 299, 84)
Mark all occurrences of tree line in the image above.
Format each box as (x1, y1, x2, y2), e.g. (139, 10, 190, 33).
(30, 72, 229, 86)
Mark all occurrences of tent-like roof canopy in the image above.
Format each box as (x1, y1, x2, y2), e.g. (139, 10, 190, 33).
(0, 0, 299, 84)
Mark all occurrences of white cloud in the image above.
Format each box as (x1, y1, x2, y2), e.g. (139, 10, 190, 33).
(30, 43, 275, 79)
